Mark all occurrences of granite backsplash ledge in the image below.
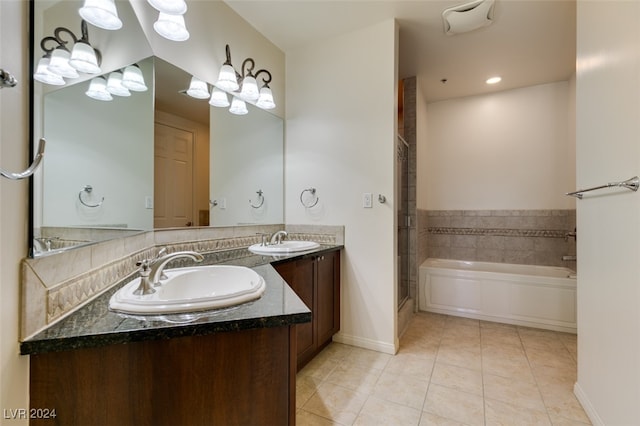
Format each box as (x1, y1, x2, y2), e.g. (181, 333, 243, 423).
(21, 224, 344, 341)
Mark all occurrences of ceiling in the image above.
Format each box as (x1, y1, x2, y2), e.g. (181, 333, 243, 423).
(224, 0, 576, 102)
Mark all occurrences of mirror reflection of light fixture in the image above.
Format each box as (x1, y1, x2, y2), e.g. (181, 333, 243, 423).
(121, 65, 148, 92)
(186, 76, 210, 99)
(209, 87, 230, 107)
(34, 20, 102, 86)
(153, 12, 190, 41)
(147, 0, 187, 15)
(78, 0, 123, 31)
(229, 97, 248, 115)
(213, 44, 276, 113)
(85, 76, 113, 101)
(106, 71, 131, 96)
(33, 57, 66, 86)
(48, 48, 79, 79)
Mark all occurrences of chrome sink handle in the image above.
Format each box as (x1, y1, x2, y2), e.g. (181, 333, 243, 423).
(269, 230, 288, 245)
(133, 259, 156, 296)
(149, 251, 204, 286)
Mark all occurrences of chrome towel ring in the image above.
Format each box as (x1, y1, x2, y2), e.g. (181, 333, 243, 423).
(79, 185, 104, 208)
(300, 187, 319, 208)
(250, 189, 265, 208)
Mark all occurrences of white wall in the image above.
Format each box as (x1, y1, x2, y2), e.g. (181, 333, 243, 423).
(574, 1, 640, 424)
(43, 58, 154, 229)
(285, 20, 399, 353)
(0, 0, 30, 423)
(210, 105, 284, 226)
(424, 82, 575, 211)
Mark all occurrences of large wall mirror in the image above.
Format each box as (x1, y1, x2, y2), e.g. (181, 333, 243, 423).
(30, 0, 284, 257)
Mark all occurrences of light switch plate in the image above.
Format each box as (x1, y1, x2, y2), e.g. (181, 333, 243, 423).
(363, 193, 373, 208)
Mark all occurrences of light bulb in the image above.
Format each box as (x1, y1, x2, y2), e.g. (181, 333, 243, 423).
(79, 0, 123, 30)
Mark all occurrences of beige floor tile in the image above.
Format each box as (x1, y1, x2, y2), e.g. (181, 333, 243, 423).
(483, 372, 546, 411)
(539, 383, 592, 424)
(300, 354, 340, 383)
(431, 362, 483, 396)
(436, 346, 482, 371)
(297, 409, 344, 426)
(302, 382, 368, 426)
(526, 346, 576, 370)
(297, 314, 590, 426)
(399, 337, 441, 357)
(418, 411, 467, 426)
(532, 364, 577, 389)
(481, 328, 524, 348)
(298, 374, 320, 408)
(482, 352, 536, 383)
(484, 398, 551, 425)
(423, 384, 484, 426)
(353, 396, 422, 426)
(384, 351, 435, 380)
(371, 371, 430, 409)
(325, 363, 383, 394)
(344, 347, 392, 371)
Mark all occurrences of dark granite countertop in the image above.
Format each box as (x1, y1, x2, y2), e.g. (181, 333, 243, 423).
(21, 245, 342, 355)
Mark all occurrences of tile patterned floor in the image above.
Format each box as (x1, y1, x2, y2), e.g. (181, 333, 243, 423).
(296, 312, 591, 425)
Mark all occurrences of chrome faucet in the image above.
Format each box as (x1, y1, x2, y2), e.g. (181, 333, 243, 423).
(269, 230, 288, 245)
(133, 259, 155, 295)
(149, 251, 204, 286)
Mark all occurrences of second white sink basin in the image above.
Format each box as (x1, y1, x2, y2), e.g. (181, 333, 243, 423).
(248, 240, 320, 255)
(109, 265, 266, 314)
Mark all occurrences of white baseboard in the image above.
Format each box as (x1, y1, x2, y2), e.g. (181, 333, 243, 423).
(333, 332, 397, 355)
(574, 382, 604, 426)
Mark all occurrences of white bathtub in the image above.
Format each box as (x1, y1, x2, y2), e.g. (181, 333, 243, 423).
(419, 258, 577, 333)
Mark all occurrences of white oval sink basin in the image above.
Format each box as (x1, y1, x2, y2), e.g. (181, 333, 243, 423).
(109, 265, 266, 314)
(248, 240, 320, 255)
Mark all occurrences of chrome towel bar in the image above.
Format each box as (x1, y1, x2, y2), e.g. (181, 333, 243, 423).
(566, 176, 639, 199)
(1, 138, 46, 180)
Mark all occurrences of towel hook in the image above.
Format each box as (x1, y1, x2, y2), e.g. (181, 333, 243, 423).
(249, 189, 265, 208)
(1, 138, 46, 180)
(300, 187, 319, 208)
(78, 185, 104, 208)
(0, 69, 18, 89)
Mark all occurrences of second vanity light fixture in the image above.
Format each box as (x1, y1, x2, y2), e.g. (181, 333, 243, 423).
(34, 20, 102, 86)
(78, 0, 190, 41)
(205, 44, 276, 115)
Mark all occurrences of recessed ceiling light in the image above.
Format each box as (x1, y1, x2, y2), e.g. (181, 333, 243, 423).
(486, 76, 502, 85)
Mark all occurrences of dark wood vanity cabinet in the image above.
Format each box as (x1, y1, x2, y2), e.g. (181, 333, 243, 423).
(274, 249, 340, 370)
(29, 326, 297, 426)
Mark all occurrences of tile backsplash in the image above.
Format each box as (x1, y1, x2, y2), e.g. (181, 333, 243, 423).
(420, 209, 576, 267)
(21, 224, 344, 341)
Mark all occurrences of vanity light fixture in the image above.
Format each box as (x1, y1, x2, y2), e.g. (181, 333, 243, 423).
(213, 44, 276, 113)
(186, 76, 210, 99)
(78, 0, 123, 31)
(106, 71, 131, 96)
(85, 76, 113, 101)
(147, 0, 187, 15)
(153, 12, 190, 41)
(34, 20, 102, 86)
(33, 57, 66, 86)
(209, 87, 230, 107)
(121, 64, 148, 91)
(229, 96, 248, 115)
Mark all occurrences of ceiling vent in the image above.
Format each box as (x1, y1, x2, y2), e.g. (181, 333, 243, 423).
(442, 0, 496, 36)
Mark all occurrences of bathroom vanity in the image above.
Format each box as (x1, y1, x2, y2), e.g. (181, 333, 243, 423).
(22, 245, 341, 426)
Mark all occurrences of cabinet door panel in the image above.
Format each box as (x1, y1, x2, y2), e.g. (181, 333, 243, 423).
(317, 251, 340, 345)
(275, 259, 315, 364)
